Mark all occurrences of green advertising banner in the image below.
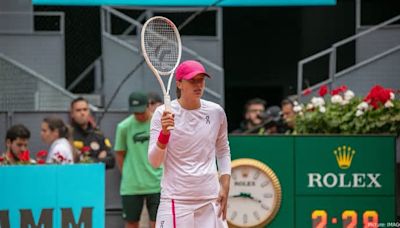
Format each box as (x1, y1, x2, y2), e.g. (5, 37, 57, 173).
(295, 136, 395, 195)
(228, 135, 396, 228)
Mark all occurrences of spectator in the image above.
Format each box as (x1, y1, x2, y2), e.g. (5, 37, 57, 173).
(281, 99, 296, 133)
(114, 92, 162, 228)
(2, 124, 33, 164)
(232, 98, 267, 134)
(70, 97, 115, 168)
(148, 92, 163, 114)
(41, 116, 74, 164)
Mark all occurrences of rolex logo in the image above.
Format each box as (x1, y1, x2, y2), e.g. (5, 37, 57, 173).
(333, 145, 355, 169)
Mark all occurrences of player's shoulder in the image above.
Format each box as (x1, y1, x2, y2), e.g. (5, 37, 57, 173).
(201, 99, 224, 112)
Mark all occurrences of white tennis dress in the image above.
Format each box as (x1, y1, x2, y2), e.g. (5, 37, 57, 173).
(148, 99, 231, 228)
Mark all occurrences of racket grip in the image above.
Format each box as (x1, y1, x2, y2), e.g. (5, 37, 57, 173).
(164, 95, 174, 130)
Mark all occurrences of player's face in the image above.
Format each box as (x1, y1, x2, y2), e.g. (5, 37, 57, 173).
(6, 137, 29, 156)
(177, 74, 206, 99)
(71, 101, 90, 126)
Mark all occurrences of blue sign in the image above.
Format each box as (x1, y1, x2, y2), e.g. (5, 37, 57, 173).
(0, 164, 105, 227)
(33, 0, 335, 6)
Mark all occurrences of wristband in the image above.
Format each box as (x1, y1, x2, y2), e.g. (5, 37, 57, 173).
(158, 131, 170, 145)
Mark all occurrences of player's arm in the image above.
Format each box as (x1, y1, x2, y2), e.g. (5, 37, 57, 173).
(218, 174, 230, 220)
(148, 109, 174, 168)
(215, 108, 232, 220)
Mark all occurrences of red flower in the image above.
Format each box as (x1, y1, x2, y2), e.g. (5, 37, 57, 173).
(81, 146, 91, 155)
(302, 88, 312, 96)
(0, 156, 4, 162)
(364, 85, 392, 109)
(37, 159, 46, 164)
(318, 85, 328, 97)
(18, 150, 30, 162)
(36, 150, 48, 158)
(330, 85, 347, 95)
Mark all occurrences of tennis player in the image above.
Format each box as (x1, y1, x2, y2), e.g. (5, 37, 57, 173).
(148, 60, 231, 228)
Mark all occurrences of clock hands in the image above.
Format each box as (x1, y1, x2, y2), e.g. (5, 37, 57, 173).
(229, 192, 262, 203)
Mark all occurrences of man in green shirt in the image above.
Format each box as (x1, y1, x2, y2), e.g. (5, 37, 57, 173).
(114, 92, 162, 228)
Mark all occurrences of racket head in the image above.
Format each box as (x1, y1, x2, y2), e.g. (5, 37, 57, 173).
(141, 16, 182, 76)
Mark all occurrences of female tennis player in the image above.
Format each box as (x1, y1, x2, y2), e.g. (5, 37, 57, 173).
(148, 60, 231, 228)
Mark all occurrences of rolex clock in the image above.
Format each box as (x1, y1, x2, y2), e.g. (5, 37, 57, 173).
(227, 158, 282, 228)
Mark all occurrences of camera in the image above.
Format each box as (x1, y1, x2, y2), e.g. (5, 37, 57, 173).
(257, 106, 285, 133)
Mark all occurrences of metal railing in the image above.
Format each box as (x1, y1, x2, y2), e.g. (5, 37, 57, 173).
(68, 56, 103, 93)
(101, 6, 223, 99)
(0, 53, 98, 111)
(297, 14, 400, 97)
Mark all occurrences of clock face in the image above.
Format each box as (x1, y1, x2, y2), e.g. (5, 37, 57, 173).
(227, 159, 282, 228)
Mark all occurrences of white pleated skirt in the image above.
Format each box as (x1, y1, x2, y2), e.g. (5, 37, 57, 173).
(156, 198, 228, 228)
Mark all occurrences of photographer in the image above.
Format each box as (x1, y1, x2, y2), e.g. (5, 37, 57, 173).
(232, 98, 267, 135)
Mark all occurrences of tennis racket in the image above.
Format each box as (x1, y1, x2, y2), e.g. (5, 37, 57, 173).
(141, 16, 182, 130)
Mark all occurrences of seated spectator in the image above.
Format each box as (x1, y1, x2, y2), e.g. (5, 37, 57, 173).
(232, 98, 267, 134)
(2, 124, 34, 164)
(41, 116, 74, 164)
(281, 99, 296, 133)
(69, 97, 115, 168)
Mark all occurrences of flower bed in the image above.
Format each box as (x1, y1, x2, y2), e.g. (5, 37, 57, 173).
(295, 85, 400, 134)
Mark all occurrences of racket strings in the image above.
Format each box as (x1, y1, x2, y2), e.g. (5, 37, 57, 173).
(143, 18, 180, 75)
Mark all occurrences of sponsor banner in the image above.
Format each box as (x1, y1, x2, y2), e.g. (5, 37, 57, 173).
(295, 136, 395, 195)
(0, 164, 105, 227)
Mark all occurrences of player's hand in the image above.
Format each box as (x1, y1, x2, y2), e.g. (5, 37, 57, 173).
(161, 111, 174, 134)
(217, 175, 230, 220)
(217, 186, 229, 220)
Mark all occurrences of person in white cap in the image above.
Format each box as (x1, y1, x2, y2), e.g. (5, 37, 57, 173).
(148, 60, 231, 228)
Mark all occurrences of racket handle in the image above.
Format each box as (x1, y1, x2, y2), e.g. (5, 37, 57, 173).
(164, 95, 174, 130)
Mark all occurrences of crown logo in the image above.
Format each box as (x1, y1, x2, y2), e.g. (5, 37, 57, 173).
(333, 145, 356, 169)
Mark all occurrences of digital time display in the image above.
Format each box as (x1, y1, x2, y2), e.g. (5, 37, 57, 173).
(311, 210, 379, 228)
(295, 196, 394, 228)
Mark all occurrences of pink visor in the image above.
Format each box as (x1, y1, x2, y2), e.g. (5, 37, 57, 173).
(175, 60, 211, 81)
